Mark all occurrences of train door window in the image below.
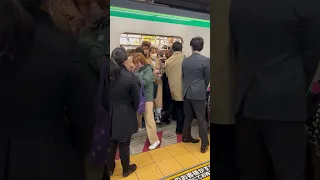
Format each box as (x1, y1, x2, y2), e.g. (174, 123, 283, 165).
(120, 33, 183, 59)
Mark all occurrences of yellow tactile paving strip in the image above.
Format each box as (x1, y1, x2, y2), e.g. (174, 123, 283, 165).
(110, 142, 210, 180)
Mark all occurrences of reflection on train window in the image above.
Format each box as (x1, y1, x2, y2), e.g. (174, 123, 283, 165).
(120, 33, 183, 51)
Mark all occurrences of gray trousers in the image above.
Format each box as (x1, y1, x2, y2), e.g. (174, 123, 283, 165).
(182, 99, 209, 146)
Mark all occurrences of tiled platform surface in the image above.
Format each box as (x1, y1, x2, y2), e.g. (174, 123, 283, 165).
(110, 140, 210, 180)
(129, 120, 204, 156)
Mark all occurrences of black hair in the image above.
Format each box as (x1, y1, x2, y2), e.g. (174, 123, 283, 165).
(110, 47, 128, 80)
(0, 0, 42, 60)
(172, 41, 183, 52)
(190, 36, 204, 52)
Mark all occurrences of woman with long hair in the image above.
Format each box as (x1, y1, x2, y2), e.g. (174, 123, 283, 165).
(0, 0, 97, 180)
(133, 53, 161, 150)
(108, 48, 140, 177)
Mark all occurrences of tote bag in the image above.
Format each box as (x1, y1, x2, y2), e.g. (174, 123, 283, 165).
(137, 81, 146, 114)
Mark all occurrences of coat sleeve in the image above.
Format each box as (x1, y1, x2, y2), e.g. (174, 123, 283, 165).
(130, 75, 141, 111)
(135, 67, 154, 86)
(302, 0, 320, 88)
(65, 42, 98, 157)
(204, 58, 210, 89)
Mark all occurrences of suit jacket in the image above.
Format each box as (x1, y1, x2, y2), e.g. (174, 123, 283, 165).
(230, 0, 320, 121)
(165, 51, 184, 101)
(0, 10, 98, 180)
(182, 53, 210, 101)
(211, 0, 235, 124)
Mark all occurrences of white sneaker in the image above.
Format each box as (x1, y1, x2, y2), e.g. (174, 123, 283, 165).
(155, 118, 161, 124)
(148, 140, 160, 150)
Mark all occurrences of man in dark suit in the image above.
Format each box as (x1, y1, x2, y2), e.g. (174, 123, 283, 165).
(182, 37, 210, 153)
(230, 0, 320, 179)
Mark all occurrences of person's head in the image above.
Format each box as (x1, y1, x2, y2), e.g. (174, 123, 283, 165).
(132, 53, 147, 69)
(124, 57, 136, 72)
(141, 41, 151, 57)
(0, 0, 42, 60)
(126, 49, 134, 57)
(165, 49, 173, 59)
(150, 46, 159, 60)
(172, 41, 183, 52)
(110, 47, 128, 80)
(133, 46, 144, 56)
(190, 36, 204, 52)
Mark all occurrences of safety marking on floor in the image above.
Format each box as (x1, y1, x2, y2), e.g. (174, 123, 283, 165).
(142, 131, 163, 152)
(162, 161, 210, 180)
(177, 134, 183, 143)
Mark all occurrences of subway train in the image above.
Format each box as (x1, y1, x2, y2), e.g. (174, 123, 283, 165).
(110, 1, 210, 57)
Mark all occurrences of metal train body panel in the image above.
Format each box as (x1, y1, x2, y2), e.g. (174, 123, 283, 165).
(110, 13, 210, 58)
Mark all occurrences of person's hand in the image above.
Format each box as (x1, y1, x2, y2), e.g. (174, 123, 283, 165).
(160, 61, 165, 69)
(154, 69, 160, 75)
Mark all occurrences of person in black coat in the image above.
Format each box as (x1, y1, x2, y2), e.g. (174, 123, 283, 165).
(0, 1, 98, 180)
(230, 0, 320, 179)
(108, 48, 140, 178)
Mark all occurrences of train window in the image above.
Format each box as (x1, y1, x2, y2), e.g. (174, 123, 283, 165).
(120, 33, 183, 51)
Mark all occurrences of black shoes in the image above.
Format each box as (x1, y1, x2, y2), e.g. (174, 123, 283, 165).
(201, 145, 209, 153)
(183, 137, 200, 143)
(160, 120, 171, 125)
(123, 164, 137, 177)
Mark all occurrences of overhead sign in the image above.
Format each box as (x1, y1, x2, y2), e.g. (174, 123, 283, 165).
(163, 162, 210, 180)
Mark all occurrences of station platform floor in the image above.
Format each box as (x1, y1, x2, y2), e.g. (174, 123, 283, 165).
(111, 121, 210, 180)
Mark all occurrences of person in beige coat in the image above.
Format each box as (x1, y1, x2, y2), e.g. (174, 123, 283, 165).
(161, 42, 185, 134)
(147, 46, 165, 124)
(211, 0, 237, 179)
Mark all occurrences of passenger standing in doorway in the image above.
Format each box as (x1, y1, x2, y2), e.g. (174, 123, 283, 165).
(133, 53, 161, 150)
(182, 37, 210, 153)
(147, 47, 164, 124)
(141, 41, 151, 59)
(108, 48, 140, 178)
(230, 0, 320, 179)
(162, 42, 185, 134)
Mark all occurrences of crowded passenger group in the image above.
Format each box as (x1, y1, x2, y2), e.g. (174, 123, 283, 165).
(109, 37, 211, 177)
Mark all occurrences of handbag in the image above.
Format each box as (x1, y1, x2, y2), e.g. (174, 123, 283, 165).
(87, 55, 110, 165)
(137, 81, 146, 114)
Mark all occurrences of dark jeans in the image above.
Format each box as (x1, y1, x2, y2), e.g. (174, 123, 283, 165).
(212, 124, 237, 180)
(182, 99, 209, 146)
(236, 116, 307, 180)
(108, 138, 131, 173)
(162, 100, 184, 132)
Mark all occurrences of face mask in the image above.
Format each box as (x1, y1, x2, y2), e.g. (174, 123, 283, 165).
(151, 53, 157, 60)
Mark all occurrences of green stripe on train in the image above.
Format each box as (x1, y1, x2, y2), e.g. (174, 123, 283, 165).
(110, 6, 210, 28)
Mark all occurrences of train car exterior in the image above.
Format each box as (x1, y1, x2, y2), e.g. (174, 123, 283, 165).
(110, 4, 210, 58)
